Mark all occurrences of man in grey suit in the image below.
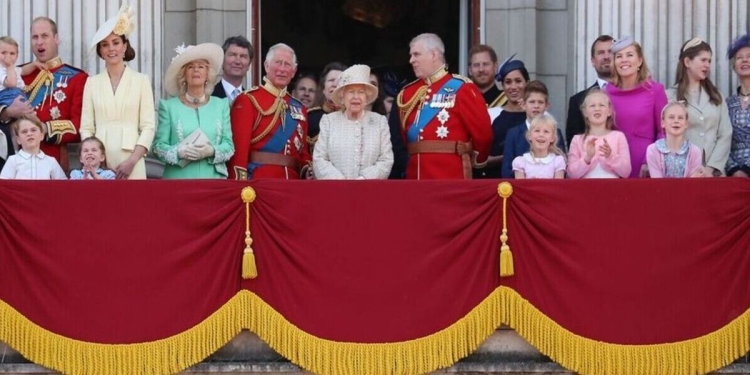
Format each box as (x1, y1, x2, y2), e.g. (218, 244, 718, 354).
(565, 35, 613, 145)
(213, 36, 253, 103)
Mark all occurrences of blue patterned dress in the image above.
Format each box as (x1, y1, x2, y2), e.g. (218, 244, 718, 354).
(726, 94, 750, 175)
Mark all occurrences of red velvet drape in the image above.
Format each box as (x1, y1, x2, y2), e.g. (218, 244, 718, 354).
(1, 179, 749, 347)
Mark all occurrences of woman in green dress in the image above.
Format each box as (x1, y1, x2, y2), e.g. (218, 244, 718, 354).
(153, 43, 235, 178)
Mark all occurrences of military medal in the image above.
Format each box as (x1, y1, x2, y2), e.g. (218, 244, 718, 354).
(444, 93, 456, 108)
(436, 107, 450, 139)
(56, 75, 69, 89)
(53, 90, 67, 104)
(295, 124, 304, 152)
(436, 124, 449, 139)
(290, 105, 304, 120)
(437, 108, 450, 125)
(50, 106, 61, 120)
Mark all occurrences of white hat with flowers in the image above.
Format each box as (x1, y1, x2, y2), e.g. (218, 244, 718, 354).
(163, 43, 223, 97)
(89, 4, 136, 53)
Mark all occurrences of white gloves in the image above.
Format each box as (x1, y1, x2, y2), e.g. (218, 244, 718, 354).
(178, 144, 201, 161)
(194, 144, 214, 159)
(178, 144, 214, 161)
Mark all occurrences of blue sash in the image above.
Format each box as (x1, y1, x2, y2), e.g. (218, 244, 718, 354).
(406, 77, 464, 143)
(28, 66, 78, 108)
(247, 98, 303, 177)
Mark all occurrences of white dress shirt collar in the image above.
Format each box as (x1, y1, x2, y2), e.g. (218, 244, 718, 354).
(221, 79, 243, 100)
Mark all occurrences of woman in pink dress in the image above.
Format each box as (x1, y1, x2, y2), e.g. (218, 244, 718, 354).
(605, 36, 667, 178)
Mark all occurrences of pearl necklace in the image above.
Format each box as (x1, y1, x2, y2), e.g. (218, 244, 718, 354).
(185, 92, 206, 104)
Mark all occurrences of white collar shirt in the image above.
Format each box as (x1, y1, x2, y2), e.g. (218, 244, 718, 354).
(0, 150, 67, 180)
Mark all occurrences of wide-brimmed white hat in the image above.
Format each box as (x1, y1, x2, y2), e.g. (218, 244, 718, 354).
(332, 64, 379, 106)
(89, 4, 136, 53)
(163, 43, 223, 96)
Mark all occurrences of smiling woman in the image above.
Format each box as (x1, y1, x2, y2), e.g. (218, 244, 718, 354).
(475, 59, 529, 179)
(80, 4, 155, 180)
(605, 36, 668, 178)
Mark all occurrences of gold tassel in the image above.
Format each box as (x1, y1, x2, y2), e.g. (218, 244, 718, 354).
(497, 182, 514, 277)
(241, 187, 258, 279)
(500, 242, 513, 276)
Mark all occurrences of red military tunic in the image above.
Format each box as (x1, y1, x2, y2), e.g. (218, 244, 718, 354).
(397, 69, 492, 179)
(22, 57, 88, 170)
(229, 80, 311, 179)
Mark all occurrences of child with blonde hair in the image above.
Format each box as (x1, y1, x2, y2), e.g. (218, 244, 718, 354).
(512, 113, 566, 179)
(646, 101, 704, 178)
(0, 118, 66, 179)
(567, 89, 631, 178)
(69, 136, 116, 180)
(0, 36, 43, 115)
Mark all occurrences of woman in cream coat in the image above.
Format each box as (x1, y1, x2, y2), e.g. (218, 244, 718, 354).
(666, 38, 732, 176)
(80, 5, 155, 179)
(313, 64, 393, 179)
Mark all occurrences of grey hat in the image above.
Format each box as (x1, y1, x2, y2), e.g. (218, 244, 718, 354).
(610, 35, 635, 54)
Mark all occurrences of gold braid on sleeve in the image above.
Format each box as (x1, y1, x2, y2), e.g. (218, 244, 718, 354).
(246, 95, 287, 145)
(25, 70, 54, 104)
(396, 86, 428, 131)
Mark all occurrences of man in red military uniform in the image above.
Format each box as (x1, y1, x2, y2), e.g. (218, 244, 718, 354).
(22, 17, 87, 172)
(229, 43, 311, 179)
(397, 33, 492, 179)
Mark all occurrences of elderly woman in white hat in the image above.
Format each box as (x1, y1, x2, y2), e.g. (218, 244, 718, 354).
(313, 64, 393, 179)
(80, 5, 155, 179)
(152, 43, 235, 179)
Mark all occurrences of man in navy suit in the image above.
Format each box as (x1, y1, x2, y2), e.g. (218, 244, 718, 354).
(213, 36, 253, 103)
(565, 35, 613, 146)
(502, 81, 566, 178)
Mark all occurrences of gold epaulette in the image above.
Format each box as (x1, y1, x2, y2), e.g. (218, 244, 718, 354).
(452, 74, 473, 83)
(396, 78, 423, 110)
(25, 70, 54, 104)
(244, 86, 282, 115)
(242, 86, 260, 95)
(307, 106, 322, 112)
(396, 81, 428, 130)
(488, 92, 508, 108)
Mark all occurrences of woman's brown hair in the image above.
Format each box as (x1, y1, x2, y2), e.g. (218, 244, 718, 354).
(97, 35, 136, 62)
(674, 38, 722, 106)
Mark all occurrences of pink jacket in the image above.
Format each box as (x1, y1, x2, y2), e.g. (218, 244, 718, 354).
(567, 130, 632, 178)
(646, 140, 703, 178)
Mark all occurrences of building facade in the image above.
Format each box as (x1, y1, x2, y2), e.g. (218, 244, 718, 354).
(1, 0, 749, 131)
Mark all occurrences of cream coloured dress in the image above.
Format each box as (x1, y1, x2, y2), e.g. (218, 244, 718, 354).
(313, 110, 393, 179)
(80, 66, 156, 179)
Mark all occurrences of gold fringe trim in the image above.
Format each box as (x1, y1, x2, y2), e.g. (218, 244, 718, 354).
(499, 286, 750, 375)
(0, 295, 246, 375)
(2, 287, 750, 375)
(242, 290, 501, 375)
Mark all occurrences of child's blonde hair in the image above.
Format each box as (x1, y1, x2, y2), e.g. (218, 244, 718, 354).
(660, 100, 689, 121)
(526, 113, 564, 157)
(79, 136, 110, 169)
(580, 88, 615, 140)
(11, 117, 44, 136)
